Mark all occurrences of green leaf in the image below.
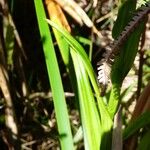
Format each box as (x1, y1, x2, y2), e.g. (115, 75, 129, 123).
(45, 19, 99, 96)
(48, 16, 102, 149)
(71, 49, 101, 149)
(112, 0, 136, 39)
(108, 0, 146, 118)
(111, 21, 145, 83)
(46, 20, 113, 149)
(137, 130, 150, 150)
(75, 36, 93, 60)
(34, 1, 74, 149)
(45, 20, 106, 107)
(123, 111, 150, 140)
(108, 83, 121, 118)
(50, 15, 78, 104)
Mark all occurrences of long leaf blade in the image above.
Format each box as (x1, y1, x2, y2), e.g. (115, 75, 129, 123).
(34, 1, 74, 149)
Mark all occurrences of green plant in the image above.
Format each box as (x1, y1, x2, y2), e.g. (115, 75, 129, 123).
(34, 0, 150, 149)
(0, 0, 149, 149)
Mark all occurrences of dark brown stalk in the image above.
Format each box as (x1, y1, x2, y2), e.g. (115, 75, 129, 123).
(0, 35, 19, 149)
(136, 19, 147, 99)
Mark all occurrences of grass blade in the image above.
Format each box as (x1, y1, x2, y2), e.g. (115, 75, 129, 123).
(34, 0, 74, 149)
(46, 20, 113, 149)
(71, 49, 101, 149)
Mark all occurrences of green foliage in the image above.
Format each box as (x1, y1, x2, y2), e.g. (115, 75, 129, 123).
(108, 0, 146, 118)
(123, 111, 150, 140)
(0, 0, 149, 149)
(71, 49, 101, 149)
(41, 0, 149, 148)
(137, 130, 150, 150)
(46, 19, 113, 150)
(34, 0, 74, 149)
(112, 0, 136, 39)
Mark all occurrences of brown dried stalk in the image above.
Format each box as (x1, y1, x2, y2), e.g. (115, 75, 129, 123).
(0, 37, 18, 149)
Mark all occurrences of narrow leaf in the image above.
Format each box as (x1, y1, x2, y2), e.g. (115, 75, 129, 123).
(123, 111, 150, 140)
(34, 1, 74, 149)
